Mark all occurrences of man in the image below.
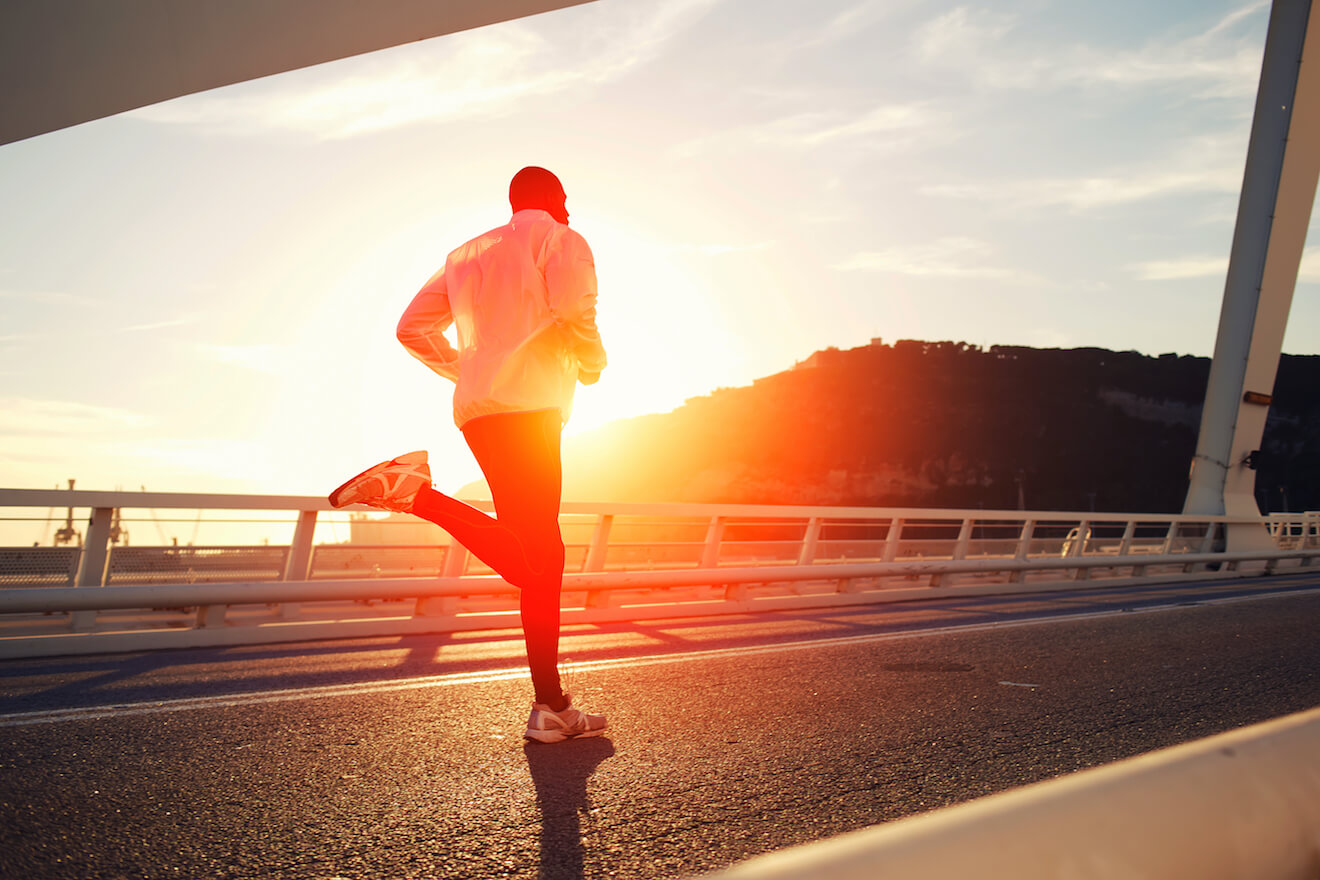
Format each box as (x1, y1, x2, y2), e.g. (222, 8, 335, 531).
(329, 167, 608, 744)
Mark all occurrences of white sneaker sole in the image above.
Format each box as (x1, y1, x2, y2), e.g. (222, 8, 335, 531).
(328, 451, 428, 508)
(523, 726, 608, 744)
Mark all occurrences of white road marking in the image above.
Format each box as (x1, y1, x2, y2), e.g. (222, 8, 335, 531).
(2, 586, 1317, 728)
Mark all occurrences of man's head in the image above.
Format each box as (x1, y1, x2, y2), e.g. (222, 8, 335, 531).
(509, 166, 569, 225)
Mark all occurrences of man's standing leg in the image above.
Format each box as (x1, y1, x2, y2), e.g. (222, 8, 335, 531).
(460, 411, 605, 742)
(460, 410, 569, 707)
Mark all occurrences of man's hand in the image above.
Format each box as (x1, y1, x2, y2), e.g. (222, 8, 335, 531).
(578, 369, 601, 386)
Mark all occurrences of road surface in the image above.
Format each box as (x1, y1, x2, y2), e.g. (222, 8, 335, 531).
(2, 573, 1318, 879)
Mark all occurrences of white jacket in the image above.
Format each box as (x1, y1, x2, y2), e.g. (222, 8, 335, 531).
(397, 209, 607, 428)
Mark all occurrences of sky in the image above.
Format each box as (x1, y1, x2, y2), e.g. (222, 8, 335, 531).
(1, 0, 1317, 504)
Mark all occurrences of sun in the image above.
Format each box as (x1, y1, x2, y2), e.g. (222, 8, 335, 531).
(562, 213, 747, 437)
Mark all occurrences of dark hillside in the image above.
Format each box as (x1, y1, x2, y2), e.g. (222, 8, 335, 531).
(559, 340, 1319, 513)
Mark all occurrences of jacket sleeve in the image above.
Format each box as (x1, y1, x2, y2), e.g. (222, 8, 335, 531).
(544, 229, 607, 375)
(396, 267, 461, 383)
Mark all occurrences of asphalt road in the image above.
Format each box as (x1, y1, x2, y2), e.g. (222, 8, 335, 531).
(1, 574, 1318, 880)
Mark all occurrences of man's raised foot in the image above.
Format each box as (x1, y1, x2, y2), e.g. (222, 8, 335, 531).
(328, 451, 431, 512)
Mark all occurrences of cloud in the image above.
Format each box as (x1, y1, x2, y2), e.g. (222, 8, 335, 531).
(1087, 0, 1269, 99)
(131, 29, 577, 138)
(595, 0, 725, 73)
(0, 420, 272, 492)
(670, 241, 772, 257)
(0, 288, 99, 307)
(914, 2, 1267, 99)
(922, 132, 1244, 212)
(117, 315, 204, 333)
(1131, 256, 1227, 281)
(834, 236, 1026, 280)
(100, 438, 276, 483)
(129, 0, 724, 139)
(797, 104, 949, 147)
(803, 0, 924, 48)
(1300, 245, 1320, 283)
(915, 6, 1019, 75)
(1130, 245, 1320, 283)
(923, 166, 1236, 210)
(0, 398, 147, 437)
(674, 101, 951, 158)
(195, 343, 284, 373)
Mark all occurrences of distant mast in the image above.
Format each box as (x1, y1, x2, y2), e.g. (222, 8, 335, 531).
(53, 478, 80, 546)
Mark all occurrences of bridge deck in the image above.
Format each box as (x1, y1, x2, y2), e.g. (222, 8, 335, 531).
(2, 574, 1317, 879)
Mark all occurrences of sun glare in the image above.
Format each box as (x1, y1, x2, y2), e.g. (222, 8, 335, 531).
(564, 213, 744, 436)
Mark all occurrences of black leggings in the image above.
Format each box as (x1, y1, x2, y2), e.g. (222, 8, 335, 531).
(410, 409, 566, 705)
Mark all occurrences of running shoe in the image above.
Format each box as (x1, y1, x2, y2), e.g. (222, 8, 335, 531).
(523, 695, 608, 743)
(328, 451, 431, 512)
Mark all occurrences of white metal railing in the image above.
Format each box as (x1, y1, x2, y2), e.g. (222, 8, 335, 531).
(1, 487, 1317, 658)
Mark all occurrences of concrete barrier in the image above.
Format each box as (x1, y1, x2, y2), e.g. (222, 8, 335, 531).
(700, 705, 1320, 880)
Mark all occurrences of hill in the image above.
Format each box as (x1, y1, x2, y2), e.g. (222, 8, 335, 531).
(557, 340, 1320, 514)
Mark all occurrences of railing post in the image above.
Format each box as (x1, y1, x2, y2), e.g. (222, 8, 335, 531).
(74, 508, 113, 586)
(442, 540, 468, 577)
(70, 507, 113, 631)
(1305, 513, 1319, 566)
(1136, 519, 1179, 577)
(1117, 519, 1139, 577)
(1187, 520, 1219, 573)
(701, 516, 736, 603)
(701, 516, 726, 569)
(952, 518, 974, 560)
(415, 593, 457, 618)
(195, 603, 227, 628)
(1118, 519, 1136, 556)
(584, 515, 614, 609)
(1009, 519, 1035, 583)
(797, 517, 821, 566)
(1263, 519, 1284, 573)
(417, 539, 468, 618)
(584, 514, 613, 572)
(1070, 520, 1091, 581)
(883, 518, 903, 562)
(933, 518, 974, 588)
(279, 509, 317, 620)
(1159, 520, 1179, 555)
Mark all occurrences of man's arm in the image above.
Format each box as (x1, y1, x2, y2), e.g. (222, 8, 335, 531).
(545, 230, 607, 379)
(397, 268, 461, 382)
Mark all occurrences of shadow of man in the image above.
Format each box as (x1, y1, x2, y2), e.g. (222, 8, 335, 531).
(523, 737, 615, 880)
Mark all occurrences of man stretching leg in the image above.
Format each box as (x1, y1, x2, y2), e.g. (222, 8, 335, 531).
(329, 167, 608, 743)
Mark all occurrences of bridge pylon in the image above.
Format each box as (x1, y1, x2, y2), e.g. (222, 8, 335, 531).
(1185, 0, 1320, 552)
